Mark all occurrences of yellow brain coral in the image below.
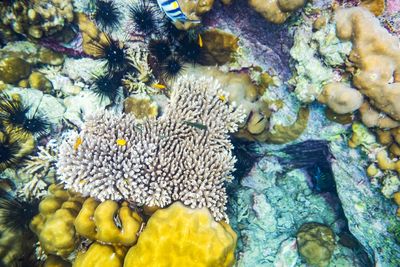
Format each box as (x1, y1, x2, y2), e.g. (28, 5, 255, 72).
(73, 243, 127, 267)
(30, 185, 84, 257)
(74, 198, 143, 246)
(123, 202, 237, 267)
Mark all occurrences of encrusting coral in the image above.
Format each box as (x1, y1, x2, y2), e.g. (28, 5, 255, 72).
(123, 202, 237, 267)
(248, 0, 306, 24)
(296, 222, 336, 267)
(57, 76, 245, 221)
(318, 82, 363, 114)
(334, 7, 400, 124)
(30, 185, 85, 258)
(0, 0, 74, 39)
(74, 198, 142, 246)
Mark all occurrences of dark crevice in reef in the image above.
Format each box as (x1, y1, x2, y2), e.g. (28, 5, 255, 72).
(277, 140, 374, 267)
(203, 0, 294, 81)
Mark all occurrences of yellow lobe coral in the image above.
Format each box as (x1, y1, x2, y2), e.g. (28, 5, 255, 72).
(73, 243, 127, 267)
(74, 198, 143, 246)
(123, 202, 237, 267)
(30, 185, 84, 258)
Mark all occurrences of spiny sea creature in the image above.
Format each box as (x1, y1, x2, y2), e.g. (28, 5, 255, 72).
(129, 0, 161, 35)
(86, 35, 127, 71)
(177, 35, 202, 64)
(0, 94, 49, 138)
(93, 0, 122, 32)
(0, 189, 39, 233)
(0, 131, 21, 171)
(91, 72, 122, 101)
(160, 56, 185, 81)
(149, 39, 172, 62)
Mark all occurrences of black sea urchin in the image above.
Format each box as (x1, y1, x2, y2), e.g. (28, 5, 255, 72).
(178, 36, 202, 64)
(0, 189, 39, 233)
(91, 72, 122, 101)
(0, 95, 49, 138)
(88, 35, 127, 72)
(149, 39, 172, 62)
(0, 132, 21, 171)
(160, 56, 185, 81)
(129, 0, 160, 35)
(93, 0, 122, 32)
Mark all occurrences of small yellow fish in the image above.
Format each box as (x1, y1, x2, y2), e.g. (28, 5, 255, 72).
(198, 34, 203, 48)
(152, 83, 166, 90)
(116, 139, 127, 146)
(218, 95, 226, 102)
(73, 137, 82, 151)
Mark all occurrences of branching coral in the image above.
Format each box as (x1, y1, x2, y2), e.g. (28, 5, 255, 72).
(57, 76, 245, 220)
(18, 141, 58, 200)
(122, 48, 157, 95)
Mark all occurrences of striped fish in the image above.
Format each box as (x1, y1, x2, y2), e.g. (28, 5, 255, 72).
(156, 0, 200, 23)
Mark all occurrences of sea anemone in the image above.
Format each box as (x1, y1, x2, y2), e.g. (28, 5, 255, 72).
(128, 0, 160, 35)
(91, 72, 122, 101)
(149, 39, 172, 62)
(160, 56, 185, 81)
(87, 35, 127, 72)
(93, 0, 122, 32)
(0, 131, 21, 171)
(0, 189, 39, 233)
(0, 94, 49, 138)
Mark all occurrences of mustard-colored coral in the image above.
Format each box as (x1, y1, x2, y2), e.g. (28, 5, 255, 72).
(74, 198, 143, 246)
(123, 95, 158, 121)
(123, 202, 237, 267)
(173, 0, 215, 30)
(318, 83, 363, 114)
(248, 0, 306, 24)
(0, 56, 32, 84)
(44, 255, 72, 267)
(30, 185, 84, 257)
(200, 29, 239, 65)
(335, 7, 400, 124)
(73, 243, 127, 267)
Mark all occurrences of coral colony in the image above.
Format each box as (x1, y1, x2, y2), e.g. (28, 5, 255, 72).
(0, 0, 400, 266)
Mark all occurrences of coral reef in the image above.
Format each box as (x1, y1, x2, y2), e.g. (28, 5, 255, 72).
(172, 0, 215, 30)
(123, 94, 158, 121)
(58, 76, 244, 220)
(296, 222, 336, 267)
(333, 7, 400, 122)
(0, 0, 74, 39)
(74, 242, 127, 267)
(318, 83, 363, 114)
(30, 185, 84, 258)
(124, 202, 237, 267)
(248, 0, 306, 24)
(74, 198, 142, 246)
